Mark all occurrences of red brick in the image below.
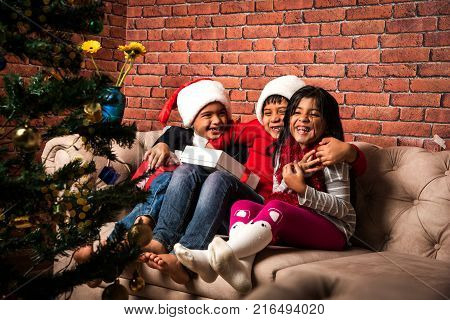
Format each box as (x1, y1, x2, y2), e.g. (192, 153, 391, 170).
(386, 18, 437, 33)
(172, 5, 188, 16)
(124, 87, 151, 97)
(162, 29, 191, 40)
(276, 51, 315, 64)
(417, 1, 450, 16)
(161, 76, 191, 88)
(253, 39, 274, 51)
(143, 6, 171, 17)
(339, 106, 354, 118)
(398, 138, 424, 148)
(241, 115, 258, 122)
(353, 35, 379, 49)
(222, 53, 239, 63)
(150, 87, 165, 98)
(342, 21, 385, 35)
(127, 30, 147, 40)
(212, 14, 246, 27)
(384, 79, 409, 92)
(285, 11, 302, 24)
(336, 50, 380, 63)
(247, 90, 261, 102)
(320, 23, 341, 36)
(226, 27, 243, 39)
(188, 3, 220, 15)
(274, 38, 308, 50)
(418, 63, 450, 77)
(135, 18, 165, 29)
(239, 52, 275, 64)
(355, 135, 397, 148)
(315, 0, 356, 8)
(248, 66, 265, 77)
(124, 108, 146, 120)
(342, 120, 381, 134)
(196, 16, 212, 28)
(142, 97, 166, 110)
(424, 139, 450, 151)
(243, 26, 278, 38)
(339, 78, 383, 92)
(305, 65, 345, 77)
(432, 124, 450, 138)
(382, 122, 431, 137)
(439, 16, 450, 30)
(192, 28, 225, 40)
(346, 65, 368, 77)
(231, 102, 254, 114)
(443, 94, 450, 108)
(181, 65, 213, 76)
(132, 75, 160, 87)
(247, 12, 284, 25)
(146, 41, 170, 52)
(126, 97, 142, 108)
(393, 3, 416, 18)
(218, 40, 252, 51)
(242, 78, 271, 90)
(380, 34, 423, 48)
(220, 1, 255, 14)
(279, 25, 320, 37)
(400, 108, 425, 122)
(355, 106, 399, 121)
(432, 48, 450, 61)
(310, 37, 352, 50)
(256, 0, 273, 11)
(189, 53, 222, 64)
(147, 30, 162, 40)
(346, 5, 392, 20)
(127, 7, 143, 17)
(188, 40, 217, 52)
(214, 65, 247, 77)
(382, 48, 430, 63)
(165, 17, 195, 28)
(304, 78, 337, 90)
(304, 8, 345, 22)
(159, 52, 188, 64)
(230, 90, 246, 101)
(424, 32, 450, 46)
(315, 52, 335, 63)
(391, 94, 441, 107)
(265, 65, 304, 77)
(346, 93, 390, 106)
(368, 64, 416, 77)
(411, 79, 450, 93)
(274, 0, 313, 10)
(138, 64, 166, 76)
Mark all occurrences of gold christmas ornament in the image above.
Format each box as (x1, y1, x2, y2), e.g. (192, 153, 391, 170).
(102, 280, 129, 300)
(12, 126, 41, 152)
(129, 271, 145, 293)
(127, 218, 153, 248)
(83, 102, 102, 124)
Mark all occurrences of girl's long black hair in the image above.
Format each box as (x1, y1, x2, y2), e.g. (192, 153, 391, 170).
(272, 85, 344, 166)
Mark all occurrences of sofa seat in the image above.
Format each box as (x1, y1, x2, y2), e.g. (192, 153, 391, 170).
(246, 252, 450, 300)
(132, 245, 370, 300)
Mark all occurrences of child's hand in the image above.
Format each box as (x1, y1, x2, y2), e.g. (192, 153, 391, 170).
(282, 162, 307, 195)
(316, 137, 357, 167)
(144, 142, 170, 170)
(299, 149, 323, 174)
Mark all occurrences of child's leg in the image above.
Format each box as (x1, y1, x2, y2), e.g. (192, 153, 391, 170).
(253, 200, 347, 251)
(229, 200, 264, 233)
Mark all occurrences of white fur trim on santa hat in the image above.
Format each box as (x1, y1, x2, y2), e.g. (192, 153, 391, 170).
(255, 75, 306, 124)
(177, 80, 231, 128)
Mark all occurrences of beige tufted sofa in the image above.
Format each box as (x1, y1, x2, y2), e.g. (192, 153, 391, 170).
(44, 131, 450, 300)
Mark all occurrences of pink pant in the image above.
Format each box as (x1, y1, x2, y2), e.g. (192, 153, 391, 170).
(230, 200, 346, 251)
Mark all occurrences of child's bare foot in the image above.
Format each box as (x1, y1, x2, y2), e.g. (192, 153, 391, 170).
(139, 252, 162, 269)
(147, 253, 190, 285)
(142, 239, 168, 254)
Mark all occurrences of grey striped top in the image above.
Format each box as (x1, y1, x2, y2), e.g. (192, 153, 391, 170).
(273, 158, 356, 241)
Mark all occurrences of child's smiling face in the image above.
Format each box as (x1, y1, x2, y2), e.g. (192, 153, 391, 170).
(192, 102, 228, 140)
(290, 97, 325, 148)
(262, 100, 288, 139)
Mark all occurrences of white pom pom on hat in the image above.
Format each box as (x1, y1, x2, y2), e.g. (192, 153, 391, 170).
(255, 75, 306, 124)
(158, 78, 231, 128)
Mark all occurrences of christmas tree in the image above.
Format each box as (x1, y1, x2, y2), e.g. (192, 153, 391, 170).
(0, 0, 149, 299)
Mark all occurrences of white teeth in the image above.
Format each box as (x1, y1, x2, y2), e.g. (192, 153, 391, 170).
(271, 127, 283, 132)
(297, 127, 311, 133)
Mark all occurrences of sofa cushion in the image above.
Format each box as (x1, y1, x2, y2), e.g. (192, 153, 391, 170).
(137, 246, 369, 299)
(352, 143, 450, 262)
(247, 252, 450, 300)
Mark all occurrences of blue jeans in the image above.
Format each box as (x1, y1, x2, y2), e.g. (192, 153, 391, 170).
(152, 164, 264, 252)
(108, 172, 172, 240)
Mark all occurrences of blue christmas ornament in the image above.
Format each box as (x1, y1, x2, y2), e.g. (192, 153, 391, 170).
(98, 86, 125, 123)
(99, 166, 120, 185)
(0, 55, 6, 71)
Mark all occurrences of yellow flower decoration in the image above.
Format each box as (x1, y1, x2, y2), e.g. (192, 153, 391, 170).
(118, 42, 146, 59)
(81, 40, 101, 54)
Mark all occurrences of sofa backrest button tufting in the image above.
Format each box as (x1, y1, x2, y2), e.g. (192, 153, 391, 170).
(434, 244, 441, 250)
(445, 170, 449, 176)
(392, 165, 398, 171)
(413, 200, 419, 206)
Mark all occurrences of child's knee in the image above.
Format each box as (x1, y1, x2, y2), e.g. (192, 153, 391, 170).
(264, 200, 285, 210)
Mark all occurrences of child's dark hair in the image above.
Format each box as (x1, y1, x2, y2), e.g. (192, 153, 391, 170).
(262, 94, 289, 110)
(273, 85, 344, 164)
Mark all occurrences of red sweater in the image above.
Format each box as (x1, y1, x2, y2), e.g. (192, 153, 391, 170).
(209, 119, 367, 200)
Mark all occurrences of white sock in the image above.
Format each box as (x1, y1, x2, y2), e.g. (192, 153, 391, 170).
(174, 243, 218, 283)
(208, 237, 253, 293)
(227, 221, 273, 259)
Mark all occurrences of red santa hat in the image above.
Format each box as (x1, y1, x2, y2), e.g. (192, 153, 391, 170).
(255, 75, 306, 124)
(158, 78, 231, 128)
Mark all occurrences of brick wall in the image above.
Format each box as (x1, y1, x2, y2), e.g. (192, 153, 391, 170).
(2, 0, 449, 150)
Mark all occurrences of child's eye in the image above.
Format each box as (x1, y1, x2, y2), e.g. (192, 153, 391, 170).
(309, 112, 321, 118)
